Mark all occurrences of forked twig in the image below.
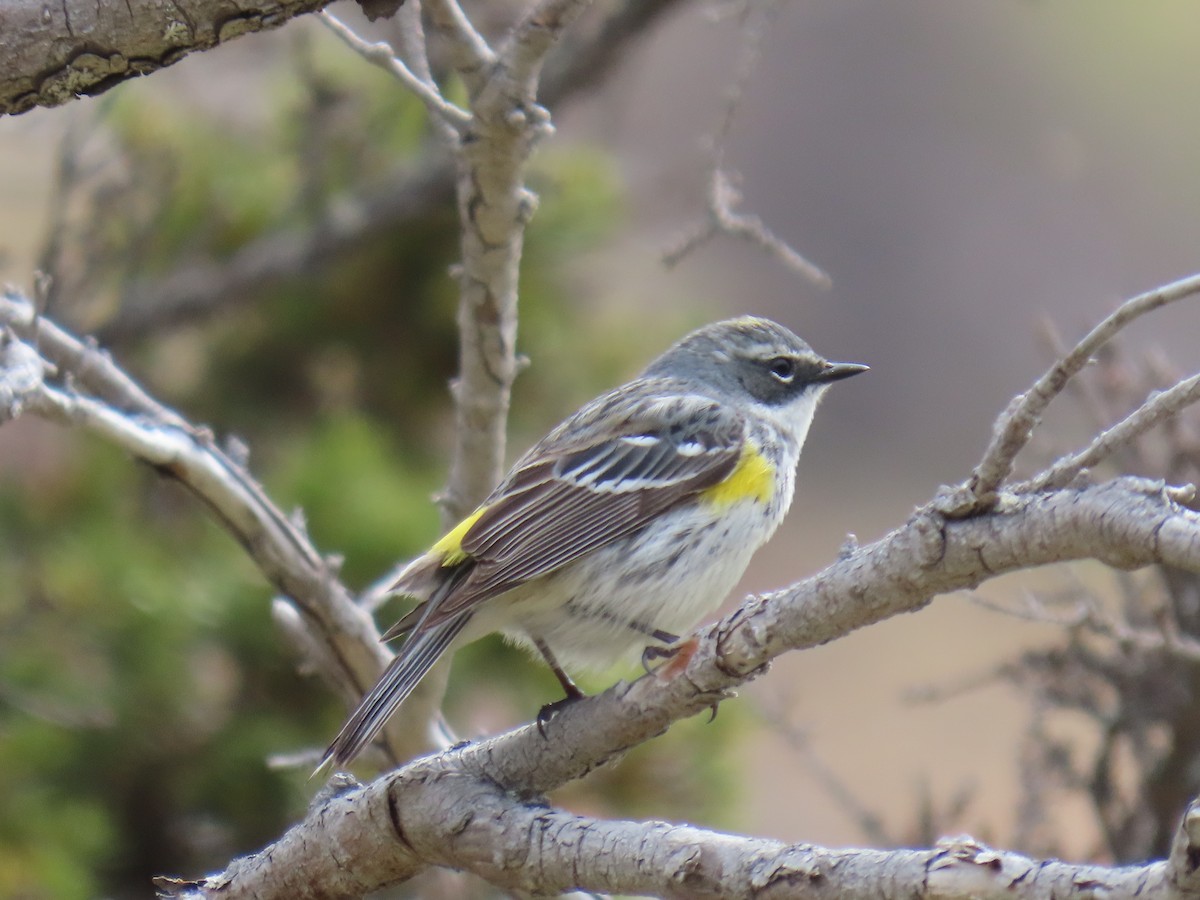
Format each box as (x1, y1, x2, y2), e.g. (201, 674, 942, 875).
(318, 11, 470, 132)
(969, 272, 1200, 504)
(662, 0, 829, 287)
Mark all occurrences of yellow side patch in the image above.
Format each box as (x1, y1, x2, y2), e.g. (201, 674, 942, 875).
(701, 444, 774, 508)
(432, 507, 486, 566)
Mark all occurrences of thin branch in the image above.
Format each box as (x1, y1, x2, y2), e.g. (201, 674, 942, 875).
(0, 291, 448, 765)
(424, 0, 496, 93)
(1036, 315, 1117, 435)
(318, 11, 470, 131)
(966, 571, 1200, 665)
(903, 660, 1020, 706)
(391, 0, 437, 85)
(968, 272, 1200, 505)
(663, 169, 832, 285)
(964, 588, 1091, 627)
(662, 0, 830, 287)
(34, 107, 90, 313)
(390, 0, 459, 148)
(96, 156, 457, 345)
(1016, 372, 1200, 494)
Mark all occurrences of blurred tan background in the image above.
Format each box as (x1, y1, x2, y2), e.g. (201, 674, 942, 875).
(2, 0, 1200, 873)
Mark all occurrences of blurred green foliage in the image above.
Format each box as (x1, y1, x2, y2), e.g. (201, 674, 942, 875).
(0, 28, 735, 900)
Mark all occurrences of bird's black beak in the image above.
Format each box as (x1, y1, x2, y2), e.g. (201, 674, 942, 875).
(818, 361, 870, 383)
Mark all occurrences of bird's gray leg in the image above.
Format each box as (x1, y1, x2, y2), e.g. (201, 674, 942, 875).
(533, 636, 585, 737)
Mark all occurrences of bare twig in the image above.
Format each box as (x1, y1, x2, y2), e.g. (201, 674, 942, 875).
(963, 588, 1091, 628)
(34, 108, 90, 313)
(970, 584, 1200, 665)
(968, 272, 1200, 505)
(1076, 596, 1200, 664)
(662, 0, 830, 287)
(1036, 316, 1115, 435)
(391, 0, 437, 86)
(424, 0, 495, 92)
(318, 11, 470, 131)
(664, 169, 832, 285)
(903, 661, 1020, 706)
(97, 156, 457, 344)
(1016, 372, 1200, 494)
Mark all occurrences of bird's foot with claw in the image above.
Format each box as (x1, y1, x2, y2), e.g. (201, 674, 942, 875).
(642, 635, 700, 681)
(536, 688, 585, 738)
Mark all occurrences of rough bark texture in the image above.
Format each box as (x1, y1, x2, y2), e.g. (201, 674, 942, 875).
(0, 0, 334, 116)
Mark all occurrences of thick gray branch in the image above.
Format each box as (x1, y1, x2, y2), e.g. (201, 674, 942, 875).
(0, 0, 334, 117)
(159, 729, 1200, 898)
(155, 475, 1200, 895)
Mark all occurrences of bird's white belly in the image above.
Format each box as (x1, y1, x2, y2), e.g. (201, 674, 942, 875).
(494, 496, 786, 672)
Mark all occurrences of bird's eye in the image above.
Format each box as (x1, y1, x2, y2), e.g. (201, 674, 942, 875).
(768, 356, 795, 382)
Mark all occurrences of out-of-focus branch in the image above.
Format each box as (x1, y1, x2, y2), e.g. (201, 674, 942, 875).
(424, 0, 494, 93)
(318, 11, 470, 131)
(663, 168, 832, 286)
(754, 697, 894, 846)
(663, 0, 830, 288)
(0, 0, 335, 117)
(93, 0, 687, 347)
(96, 156, 455, 345)
(964, 331, 1200, 862)
(0, 290, 447, 764)
(437, 0, 592, 520)
(311, 1, 593, 522)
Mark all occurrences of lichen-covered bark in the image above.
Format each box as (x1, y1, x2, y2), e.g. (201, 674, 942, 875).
(0, 0, 333, 116)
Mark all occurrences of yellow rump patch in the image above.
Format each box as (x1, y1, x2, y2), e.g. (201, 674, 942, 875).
(701, 443, 774, 508)
(432, 507, 486, 566)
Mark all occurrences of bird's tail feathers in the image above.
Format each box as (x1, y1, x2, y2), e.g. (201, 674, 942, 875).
(319, 613, 471, 770)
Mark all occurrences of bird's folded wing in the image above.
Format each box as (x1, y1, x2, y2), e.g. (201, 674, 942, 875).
(427, 393, 747, 622)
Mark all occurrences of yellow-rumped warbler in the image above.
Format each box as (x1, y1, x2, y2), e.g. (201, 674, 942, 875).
(323, 316, 866, 766)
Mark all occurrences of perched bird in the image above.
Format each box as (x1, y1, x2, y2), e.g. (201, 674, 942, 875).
(323, 316, 866, 767)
